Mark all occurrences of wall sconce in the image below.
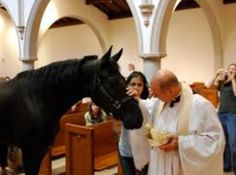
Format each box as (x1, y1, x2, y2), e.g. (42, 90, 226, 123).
(139, 0, 154, 27)
(17, 25, 25, 40)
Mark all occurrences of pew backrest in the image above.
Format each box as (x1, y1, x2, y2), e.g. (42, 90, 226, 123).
(65, 120, 118, 175)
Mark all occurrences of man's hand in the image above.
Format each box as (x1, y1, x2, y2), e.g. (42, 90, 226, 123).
(159, 135, 178, 152)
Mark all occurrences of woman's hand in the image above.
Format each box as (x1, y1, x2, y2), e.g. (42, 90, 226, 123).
(126, 87, 139, 100)
(216, 68, 227, 81)
(229, 69, 236, 81)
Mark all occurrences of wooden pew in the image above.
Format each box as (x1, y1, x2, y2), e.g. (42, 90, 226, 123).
(190, 82, 206, 94)
(65, 121, 119, 175)
(190, 82, 219, 108)
(198, 88, 219, 108)
(39, 101, 89, 175)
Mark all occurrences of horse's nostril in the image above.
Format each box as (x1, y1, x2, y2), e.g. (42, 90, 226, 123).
(136, 120, 142, 128)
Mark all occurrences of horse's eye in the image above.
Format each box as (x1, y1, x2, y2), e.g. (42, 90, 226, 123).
(121, 77, 126, 83)
(110, 77, 117, 82)
(111, 78, 118, 85)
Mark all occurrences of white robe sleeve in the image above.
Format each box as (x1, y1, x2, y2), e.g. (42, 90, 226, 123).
(129, 100, 151, 170)
(179, 95, 225, 175)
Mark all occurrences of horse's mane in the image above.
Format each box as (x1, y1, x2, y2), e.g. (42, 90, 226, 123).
(12, 56, 98, 89)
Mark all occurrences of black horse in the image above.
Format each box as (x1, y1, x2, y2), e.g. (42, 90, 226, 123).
(0, 47, 143, 175)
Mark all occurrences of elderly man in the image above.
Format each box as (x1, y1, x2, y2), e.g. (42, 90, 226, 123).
(148, 69, 225, 175)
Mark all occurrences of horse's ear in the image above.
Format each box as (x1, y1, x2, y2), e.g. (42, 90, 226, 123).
(111, 48, 123, 62)
(101, 46, 113, 61)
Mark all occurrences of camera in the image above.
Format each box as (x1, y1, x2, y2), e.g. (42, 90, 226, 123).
(223, 70, 236, 80)
(224, 70, 228, 80)
(218, 69, 236, 80)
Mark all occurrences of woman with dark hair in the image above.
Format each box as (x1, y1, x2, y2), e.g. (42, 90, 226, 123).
(126, 71, 149, 99)
(208, 63, 236, 174)
(84, 102, 107, 126)
(119, 71, 151, 175)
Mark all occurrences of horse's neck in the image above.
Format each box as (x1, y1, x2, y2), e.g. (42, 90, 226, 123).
(42, 60, 95, 117)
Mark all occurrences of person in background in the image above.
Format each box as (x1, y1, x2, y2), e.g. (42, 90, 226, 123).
(119, 71, 151, 175)
(148, 69, 225, 175)
(207, 63, 236, 174)
(128, 64, 136, 73)
(124, 63, 136, 79)
(84, 102, 107, 126)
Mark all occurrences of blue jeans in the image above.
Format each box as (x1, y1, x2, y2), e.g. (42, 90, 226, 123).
(219, 112, 236, 174)
(119, 153, 148, 175)
(119, 155, 136, 175)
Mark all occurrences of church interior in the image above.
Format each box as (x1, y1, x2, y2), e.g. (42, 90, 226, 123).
(0, 0, 236, 174)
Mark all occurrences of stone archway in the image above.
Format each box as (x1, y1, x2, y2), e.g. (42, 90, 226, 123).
(126, 0, 223, 80)
(23, 0, 110, 70)
(195, 0, 223, 70)
(150, 0, 223, 71)
(23, 0, 49, 61)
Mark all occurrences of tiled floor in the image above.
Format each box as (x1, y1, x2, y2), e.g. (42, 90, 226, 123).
(10, 157, 235, 175)
(12, 157, 116, 175)
(51, 157, 234, 175)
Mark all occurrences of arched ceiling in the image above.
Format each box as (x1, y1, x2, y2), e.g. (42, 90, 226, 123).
(1, 0, 236, 27)
(48, 0, 236, 28)
(86, 0, 132, 19)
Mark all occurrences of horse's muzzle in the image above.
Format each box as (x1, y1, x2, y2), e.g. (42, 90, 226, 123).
(123, 110, 143, 129)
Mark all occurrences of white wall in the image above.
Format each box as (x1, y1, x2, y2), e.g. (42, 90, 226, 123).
(37, 24, 102, 68)
(221, 3, 236, 67)
(108, 18, 144, 77)
(37, 18, 143, 77)
(38, 9, 216, 84)
(1, 3, 236, 83)
(0, 9, 20, 78)
(163, 9, 214, 84)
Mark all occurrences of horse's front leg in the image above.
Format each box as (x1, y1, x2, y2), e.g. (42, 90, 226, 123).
(22, 147, 48, 175)
(0, 144, 8, 173)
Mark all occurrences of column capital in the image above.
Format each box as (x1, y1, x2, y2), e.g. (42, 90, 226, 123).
(139, 53, 166, 61)
(19, 57, 37, 71)
(20, 57, 38, 62)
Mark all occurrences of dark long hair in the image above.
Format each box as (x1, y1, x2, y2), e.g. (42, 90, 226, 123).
(126, 71, 149, 99)
(88, 102, 103, 118)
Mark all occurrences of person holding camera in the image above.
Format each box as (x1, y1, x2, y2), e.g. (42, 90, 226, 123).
(208, 63, 236, 174)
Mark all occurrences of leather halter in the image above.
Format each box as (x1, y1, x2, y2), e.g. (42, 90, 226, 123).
(91, 64, 132, 116)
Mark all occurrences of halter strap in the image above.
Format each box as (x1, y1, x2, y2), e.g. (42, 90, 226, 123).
(91, 62, 132, 116)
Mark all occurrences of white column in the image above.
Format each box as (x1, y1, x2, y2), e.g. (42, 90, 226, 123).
(18, 0, 24, 26)
(17, 0, 25, 40)
(142, 57, 162, 83)
(20, 57, 37, 71)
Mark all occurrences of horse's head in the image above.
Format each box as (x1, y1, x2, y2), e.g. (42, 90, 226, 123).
(90, 47, 143, 129)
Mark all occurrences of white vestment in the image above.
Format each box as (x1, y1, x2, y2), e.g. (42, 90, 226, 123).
(119, 99, 152, 171)
(129, 100, 151, 170)
(148, 87, 225, 175)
